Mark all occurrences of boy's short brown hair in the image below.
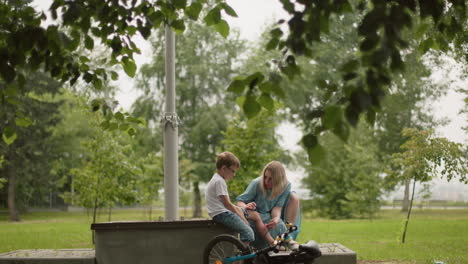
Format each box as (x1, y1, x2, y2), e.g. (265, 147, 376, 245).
(216, 152, 240, 169)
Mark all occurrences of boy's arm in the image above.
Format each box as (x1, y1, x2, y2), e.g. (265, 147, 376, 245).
(220, 195, 249, 225)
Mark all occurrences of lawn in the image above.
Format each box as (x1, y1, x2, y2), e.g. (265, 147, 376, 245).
(1, 209, 467, 264)
(299, 209, 468, 264)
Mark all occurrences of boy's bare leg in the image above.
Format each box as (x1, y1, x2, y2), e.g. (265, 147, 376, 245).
(247, 211, 275, 245)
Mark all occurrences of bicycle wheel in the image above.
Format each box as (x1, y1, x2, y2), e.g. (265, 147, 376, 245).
(203, 234, 249, 264)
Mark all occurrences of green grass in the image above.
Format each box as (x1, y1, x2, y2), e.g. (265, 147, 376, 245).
(298, 209, 468, 264)
(1, 209, 467, 264)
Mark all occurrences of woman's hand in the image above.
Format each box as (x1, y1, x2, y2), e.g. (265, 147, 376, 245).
(246, 202, 256, 210)
(265, 217, 280, 230)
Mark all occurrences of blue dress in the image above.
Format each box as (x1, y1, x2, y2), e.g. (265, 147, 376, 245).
(236, 177, 301, 248)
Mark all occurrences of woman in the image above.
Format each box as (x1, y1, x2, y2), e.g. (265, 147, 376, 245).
(236, 161, 301, 248)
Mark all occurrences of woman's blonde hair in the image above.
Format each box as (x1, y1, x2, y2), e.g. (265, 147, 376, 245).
(260, 161, 288, 199)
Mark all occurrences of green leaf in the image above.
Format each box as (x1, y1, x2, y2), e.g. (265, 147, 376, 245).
(100, 120, 110, 129)
(91, 99, 101, 112)
(85, 35, 94, 50)
(171, 0, 186, 9)
(108, 122, 119, 130)
(322, 105, 342, 129)
(416, 23, 430, 39)
(121, 57, 137, 77)
(245, 72, 264, 88)
(258, 93, 274, 110)
(270, 83, 286, 99)
(185, 2, 202, 20)
(204, 8, 221, 26)
(15, 116, 32, 127)
(4, 86, 18, 96)
(266, 37, 279, 50)
(317, 79, 328, 89)
(340, 59, 359, 73)
(93, 78, 103, 90)
(235, 96, 246, 108)
(83, 72, 93, 83)
(119, 123, 130, 131)
(259, 81, 273, 93)
(115, 112, 125, 121)
(127, 127, 137, 136)
(110, 71, 118, 81)
(418, 38, 434, 54)
(171, 20, 186, 34)
(213, 20, 230, 38)
(332, 121, 350, 142)
(308, 144, 326, 165)
(345, 106, 359, 127)
(302, 133, 318, 149)
(0, 62, 16, 83)
(243, 95, 261, 118)
(2, 126, 17, 145)
(220, 3, 238, 17)
(6, 97, 21, 105)
(227, 79, 245, 94)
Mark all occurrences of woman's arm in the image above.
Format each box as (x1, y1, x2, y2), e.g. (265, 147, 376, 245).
(266, 206, 282, 230)
(236, 178, 259, 204)
(237, 201, 256, 210)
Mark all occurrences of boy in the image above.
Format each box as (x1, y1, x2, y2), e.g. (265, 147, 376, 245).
(205, 152, 255, 245)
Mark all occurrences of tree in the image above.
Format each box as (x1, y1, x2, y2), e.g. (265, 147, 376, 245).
(0, 156, 5, 190)
(63, 109, 143, 223)
(133, 17, 245, 217)
(227, 0, 466, 162)
(0, 70, 62, 221)
(0, 0, 239, 144)
(390, 128, 467, 243)
(221, 109, 288, 198)
(136, 152, 164, 220)
(48, 91, 102, 206)
(2, 0, 465, 156)
(301, 122, 382, 219)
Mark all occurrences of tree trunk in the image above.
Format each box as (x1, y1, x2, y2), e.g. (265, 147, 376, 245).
(401, 178, 410, 212)
(401, 179, 416, 243)
(7, 166, 20, 222)
(92, 196, 98, 224)
(148, 205, 152, 221)
(108, 207, 112, 222)
(192, 181, 202, 218)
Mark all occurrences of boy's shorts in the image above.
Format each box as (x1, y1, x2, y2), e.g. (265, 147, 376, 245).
(241, 207, 249, 218)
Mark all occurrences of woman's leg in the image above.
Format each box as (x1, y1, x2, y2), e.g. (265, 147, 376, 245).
(285, 192, 300, 224)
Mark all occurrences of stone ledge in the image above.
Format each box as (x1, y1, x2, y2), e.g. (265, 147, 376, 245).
(0, 243, 356, 264)
(0, 249, 95, 264)
(316, 243, 357, 264)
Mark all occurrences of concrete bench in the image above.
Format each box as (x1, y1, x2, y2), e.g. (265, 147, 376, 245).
(91, 219, 236, 264)
(0, 220, 356, 264)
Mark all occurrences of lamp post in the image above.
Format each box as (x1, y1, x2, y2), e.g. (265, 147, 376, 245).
(162, 25, 179, 221)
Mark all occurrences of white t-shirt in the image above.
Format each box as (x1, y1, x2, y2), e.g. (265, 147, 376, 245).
(205, 173, 230, 218)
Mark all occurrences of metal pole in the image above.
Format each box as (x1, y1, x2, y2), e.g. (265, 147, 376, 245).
(163, 25, 179, 221)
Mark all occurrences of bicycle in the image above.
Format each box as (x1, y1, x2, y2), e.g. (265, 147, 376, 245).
(203, 223, 322, 264)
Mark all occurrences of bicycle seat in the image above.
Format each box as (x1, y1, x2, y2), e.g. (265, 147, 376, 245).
(299, 240, 321, 258)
